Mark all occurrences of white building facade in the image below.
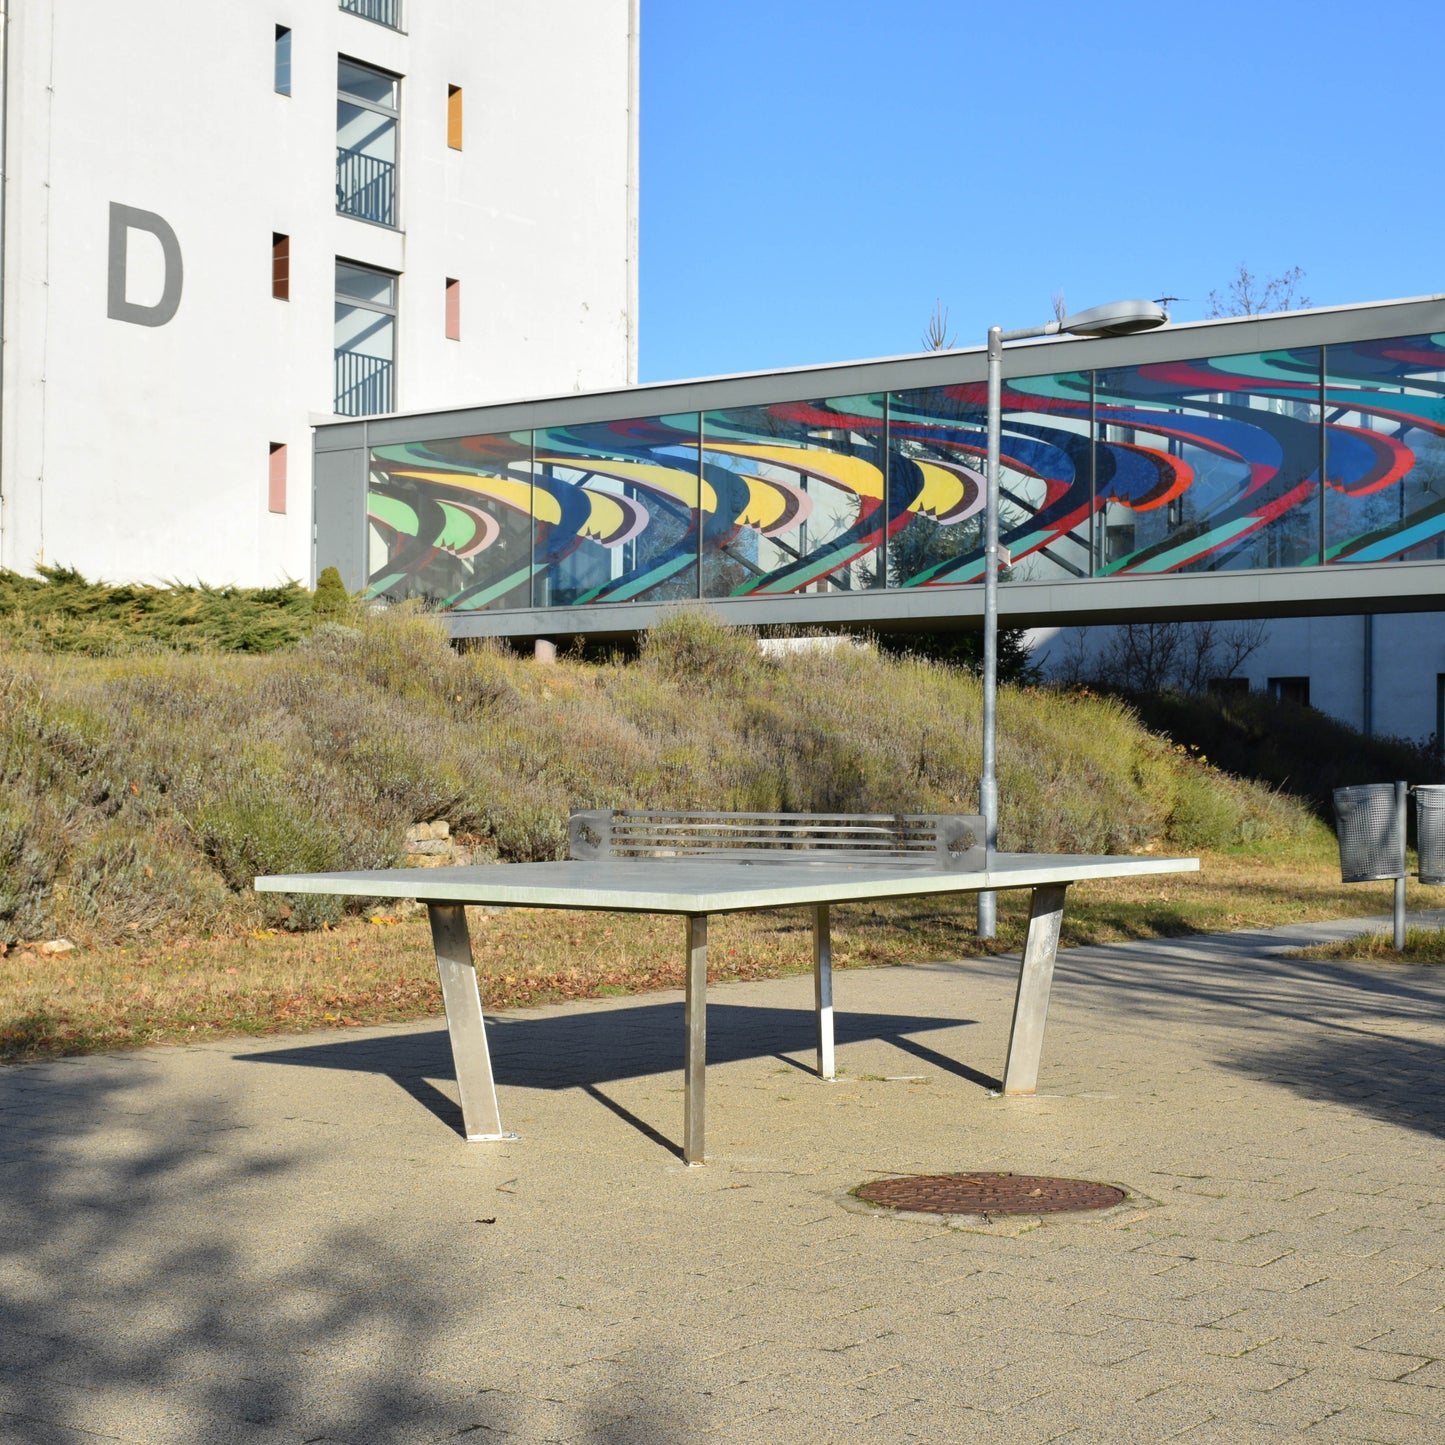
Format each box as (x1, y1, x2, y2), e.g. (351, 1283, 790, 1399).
(1031, 614, 1445, 746)
(0, 0, 639, 587)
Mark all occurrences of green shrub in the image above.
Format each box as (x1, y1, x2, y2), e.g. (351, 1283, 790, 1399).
(639, 609, 761, 692)
(1166, 770, 1244, 850)
(0, 565, 314, 654)
(311, 566, 352, 621)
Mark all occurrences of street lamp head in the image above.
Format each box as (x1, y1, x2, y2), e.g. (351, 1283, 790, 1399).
(1056, 299, 1170, 338)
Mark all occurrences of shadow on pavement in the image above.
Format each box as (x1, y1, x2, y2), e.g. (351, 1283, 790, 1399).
(0, 1062, 572, 1442)
(1051, 931, 1445, 1142)
(238, 999, 988, 1143)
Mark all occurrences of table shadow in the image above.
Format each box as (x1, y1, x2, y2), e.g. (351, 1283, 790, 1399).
(236, 1000, 986, 1149)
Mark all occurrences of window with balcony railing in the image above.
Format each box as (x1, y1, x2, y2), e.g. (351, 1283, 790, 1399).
(337, 58, 399, 227)
(340, 0, 400, 29)
(335, 260, 396, 416)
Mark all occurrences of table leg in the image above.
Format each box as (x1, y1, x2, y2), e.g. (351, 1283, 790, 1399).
(1001, 884, 1068, 1096)
(428, 904, 510, 1141)
(684, 914, 707, 1165)
(813, 902, 836, 1080)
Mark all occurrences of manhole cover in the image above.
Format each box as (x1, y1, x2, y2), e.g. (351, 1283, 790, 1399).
(855, 1171, 1126, 1216)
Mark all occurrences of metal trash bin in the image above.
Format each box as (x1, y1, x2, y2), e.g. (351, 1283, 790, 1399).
(1332, 783, 1405, 882)
(1416, 785, 1445, 886)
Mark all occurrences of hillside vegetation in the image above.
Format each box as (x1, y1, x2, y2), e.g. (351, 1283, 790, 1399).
(0, 604, 1308, 947)
(1120, 688, 1440, 822)
(0, 565, 318, 655)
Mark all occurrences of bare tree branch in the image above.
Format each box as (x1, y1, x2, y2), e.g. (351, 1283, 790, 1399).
(1089, 619, 1271, 695)
(1207, 264, 1312, 318)
(922, 299, 955, 352)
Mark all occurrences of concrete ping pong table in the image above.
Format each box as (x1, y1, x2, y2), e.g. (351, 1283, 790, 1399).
(256, 850, 1197, 1164)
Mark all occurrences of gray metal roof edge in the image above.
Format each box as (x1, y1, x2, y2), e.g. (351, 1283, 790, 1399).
(314, 293, 1445, 449)
(436, 557, 1445, 642)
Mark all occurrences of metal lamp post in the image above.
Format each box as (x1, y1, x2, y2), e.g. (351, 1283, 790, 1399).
(977, 299, 1170, 938)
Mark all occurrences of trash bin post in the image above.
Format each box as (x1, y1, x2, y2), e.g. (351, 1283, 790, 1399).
(1394, 780, 1408, 951)
(1332, 781, 1410, 951)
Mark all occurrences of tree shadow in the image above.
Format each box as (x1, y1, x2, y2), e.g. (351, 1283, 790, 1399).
(0, 1063, 492, 1440)
(0, 1051, 722, 1441)
(1047, 924, 1445, 1141)
(238, 999, 983, 1144)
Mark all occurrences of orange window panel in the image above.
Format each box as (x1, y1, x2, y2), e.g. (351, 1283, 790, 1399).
(447, 85, 463, 149)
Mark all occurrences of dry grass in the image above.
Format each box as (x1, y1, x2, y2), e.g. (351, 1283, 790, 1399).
(0, 604, 1364, 1063)
(2, 831, 1412, 1063)
(1289, 925, 1445, 966)
(0, 607, 1310, 949)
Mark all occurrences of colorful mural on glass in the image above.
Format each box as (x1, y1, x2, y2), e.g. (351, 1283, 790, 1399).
(364, 333, 1445, 610)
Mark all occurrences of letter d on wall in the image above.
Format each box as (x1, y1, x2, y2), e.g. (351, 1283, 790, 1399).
(107, 203, 183, 326)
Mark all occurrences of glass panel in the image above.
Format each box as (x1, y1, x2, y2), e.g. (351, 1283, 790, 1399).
(366, 432, 533, 610)
(336, 102, 397, 224)
(1322, 334, 1445, 564)
(699, 395, 885, 597)
(887, 372, 1091, 587)
(531, 415, 701, 606)
(335, 296, 394, 416)
(274, 27, 291, 95)
(1092, 348, 1321, 574)
(338, 58, 397, 110)
(335, 262, 395, 307)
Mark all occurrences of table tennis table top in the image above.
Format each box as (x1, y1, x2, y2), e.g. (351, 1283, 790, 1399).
(255, 852, 1199, 916)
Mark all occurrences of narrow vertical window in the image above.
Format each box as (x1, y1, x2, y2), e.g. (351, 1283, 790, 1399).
(447, 85, 463, 149)
(268, 443, 288, 514)
(274, 26, 292, 95)
(272, 233, 290, 300)
(445, 277, 460, 340)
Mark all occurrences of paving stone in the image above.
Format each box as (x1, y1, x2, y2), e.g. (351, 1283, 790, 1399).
(4, 916, 1445, 1439)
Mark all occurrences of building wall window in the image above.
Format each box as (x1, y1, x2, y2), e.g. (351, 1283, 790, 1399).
(1269, 676, 1310, 707)
(1437, 674, 1444, 754)
(335, 260, 396, 416)
(1207, 676, 1249, 697)
(339, 0, 400, 29)
(336, 58, 399, 227)
(445, 277, 460, 340)
(274, 25, 292, 95)
(272, 233, 290, 300)
(268, 443, 288, 514)
(447, 85, 463, 149)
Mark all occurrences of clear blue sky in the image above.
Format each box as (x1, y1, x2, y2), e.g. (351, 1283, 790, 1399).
(638, 0, 1442, 383)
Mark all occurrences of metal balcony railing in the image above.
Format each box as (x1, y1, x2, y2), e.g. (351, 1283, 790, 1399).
(336, 148, 395, 226)
(335, 351, 393, 416)
(340, 0, 400, 28)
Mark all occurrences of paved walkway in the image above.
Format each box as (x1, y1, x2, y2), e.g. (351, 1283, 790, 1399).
(3, 914, 1445, 1443)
